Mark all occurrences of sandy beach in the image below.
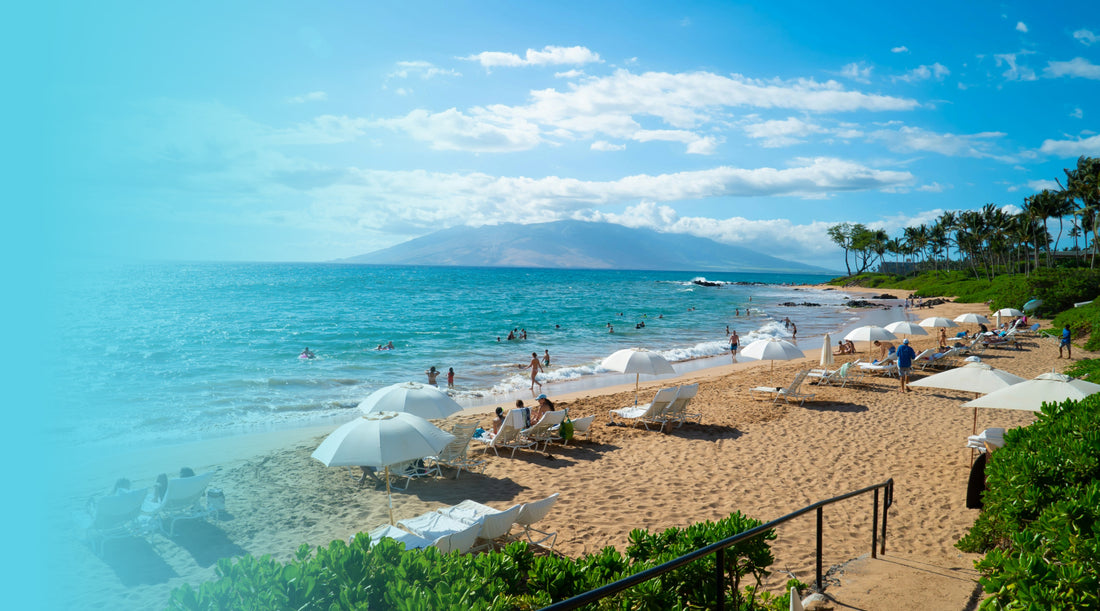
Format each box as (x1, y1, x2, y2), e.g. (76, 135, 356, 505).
(63, 293, 1093, 610)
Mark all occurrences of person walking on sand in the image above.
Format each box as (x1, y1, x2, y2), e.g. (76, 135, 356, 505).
(896, 338, 917, 392)
(528, 352, 543, 392)
(728, 330, 739, 354)
(1059, 325, 1072, 358)
(447, 367, 455, 388)
(425, 366, 440, 386)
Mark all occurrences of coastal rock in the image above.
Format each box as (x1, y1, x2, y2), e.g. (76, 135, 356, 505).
(692, 280, 724, 287)
(802, 593, 833, 610)
(778, 302, 823, 307)
(845, 299, 891, 309)
(872, 293, 898, 300)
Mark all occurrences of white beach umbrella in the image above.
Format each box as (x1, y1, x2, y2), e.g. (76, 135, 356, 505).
(910, 362, 1027, 434)
(358, 381, 464, 420)
(740, 338, 805, 371)
(962, 372, 1100, 412)
(884, 321, 929, 338)
(918, 317, 958, 329)
(820, 333, 834, 368)
(1023, 298, 1043, 312)
(953, 313, 990, 325)
(995, 308, 1024, 317)
(312, 411, 455, 524)
(843, 325, 898, 353)
(601, 348, 676, 405)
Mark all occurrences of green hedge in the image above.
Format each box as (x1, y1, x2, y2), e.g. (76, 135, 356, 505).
(1051, 301, 1100, 352)
(168, 511, 798, 610)
(956, 393, 1100, 610)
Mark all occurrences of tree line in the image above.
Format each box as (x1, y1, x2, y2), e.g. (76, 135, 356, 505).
(828, 156, 1099, 279)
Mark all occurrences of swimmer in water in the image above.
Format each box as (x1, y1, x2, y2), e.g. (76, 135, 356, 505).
(300, 347, 315, 359)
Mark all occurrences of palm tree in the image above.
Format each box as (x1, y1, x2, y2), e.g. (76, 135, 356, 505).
(1062, 156, 1100, 268)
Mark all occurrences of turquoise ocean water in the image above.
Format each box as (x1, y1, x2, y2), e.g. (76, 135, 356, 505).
(51, 263, 863, 451)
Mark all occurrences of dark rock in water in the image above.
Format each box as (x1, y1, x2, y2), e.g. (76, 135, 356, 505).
(873, 293, 898, 300)
(778, 301, 823, 307)
(845, 299, 891, 309)
(692, 280, 724, 287)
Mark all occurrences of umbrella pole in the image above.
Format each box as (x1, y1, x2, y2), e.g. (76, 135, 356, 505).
(385, 466, 394, 525)
(635, 373, 640, 405)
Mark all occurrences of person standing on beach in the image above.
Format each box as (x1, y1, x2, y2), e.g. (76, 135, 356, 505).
(543, 350, 551, 368)
(790, 321, 797, 340)
(447, 367, 455, 388)
(425, 366, 440, 386)
(728, 330, 739, 354)
(528, 352, 543, 392)
(896, 338, 916, 392)
(1059, 325, 1072, 358)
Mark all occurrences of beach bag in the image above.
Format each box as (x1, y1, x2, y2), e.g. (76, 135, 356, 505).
(206, 488, 225, 515)
(559, 410, 574, 441)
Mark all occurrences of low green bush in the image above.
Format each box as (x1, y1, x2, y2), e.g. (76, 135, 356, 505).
(1051, 301, 1100, 352)
(956, 393, 1100, 609)
(1065, 358, 1100, 383)
(168, 512, 782, 610)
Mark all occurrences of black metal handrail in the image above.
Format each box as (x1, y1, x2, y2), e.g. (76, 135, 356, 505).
(541, 478, 894, 611)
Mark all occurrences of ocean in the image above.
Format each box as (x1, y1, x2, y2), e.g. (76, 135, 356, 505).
(50, 263, 866, 451)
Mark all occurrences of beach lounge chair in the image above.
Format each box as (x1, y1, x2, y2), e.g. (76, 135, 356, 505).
(520, 410, 568, 451)
(428, 423, 485, 478)
(562, 415, 595, 444)
(437, 500, 523, 551)
(364, 524, 434, 550)
(513, 493, 559, 551)
(750, 370, 815, 405)
(663, 383, 701, 428)
(609, 386, 677, 429)
(967, 427, 1006, 451)
(366, 520, 480, 554)
(397, 511, 483, 554)
(477, 408, 536, 457)
(911, 348, 935, 369)
(78, 487, 149, 555)
(142, 471, 217, 536)
(388, 458, 442, 490)
(858, 359, 898, 378)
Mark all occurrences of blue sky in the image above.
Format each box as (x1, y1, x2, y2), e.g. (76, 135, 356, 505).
(38, 1, 1100, 270)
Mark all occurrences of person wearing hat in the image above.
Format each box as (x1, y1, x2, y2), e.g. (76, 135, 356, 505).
(895, 338, 917, 392)
(534, 393, 554, 421)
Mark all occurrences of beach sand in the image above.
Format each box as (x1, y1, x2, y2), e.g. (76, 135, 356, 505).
(61, 294, 1093, 610)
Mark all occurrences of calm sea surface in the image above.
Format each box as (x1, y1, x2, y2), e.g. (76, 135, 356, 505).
(51, 263, 865, 450)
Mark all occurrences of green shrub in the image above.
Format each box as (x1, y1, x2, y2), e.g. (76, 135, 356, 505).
(168, 512, 777, 610)
(1051, 301, 1100, 352)
(1065, 359, 1100, 383)
(956, 393, 1100, 609)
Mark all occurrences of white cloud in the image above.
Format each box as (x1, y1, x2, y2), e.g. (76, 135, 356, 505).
(1027, 179, 1059, 191)
(1074, 29, 1098, 46)
(867, 126, 1013, 161)
(388, 60, 460, 79)
(1016, 22, 1028, 33)
(891, 46, 910, 54)
(554, 69, 585, 79)
(917, 182, 946, 192)
(894, 63, 950, 83)
(995, 53, 1037, 81)
(743, 117, 823, 147)
(461, 45, 603, 68)
(840, 62, 873, 83)
(591, 140, 625, 151)
(1070, 107, 1083, 119)
(1038, 133, 1100, 156)
(287, 91, 327, 104)
(1044, 57, 1100, 80)
(1001, 204, 1023, 215)
(373, 108, 542, 152)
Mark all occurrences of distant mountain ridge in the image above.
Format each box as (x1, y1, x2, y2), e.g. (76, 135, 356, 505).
(338, 220, 833, 273)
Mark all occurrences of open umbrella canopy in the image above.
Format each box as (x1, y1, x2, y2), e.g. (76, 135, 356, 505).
(995, 308, 1024, 317)
(820, 333, 834, 368)
(1023, 298, 1043, 312)
(601, 348, 676, 404)
(740, 338, 805, 365)
(962, 372, 1100, 412)
(313, 411, 455, 468)
(358, 381, 464, 420)
(910, 362, 1026, 395)
(843, 325, 898, 343)
(954, 313, 990, 325)
(884, 321, 929, 337)
(919, 317, 958, 328)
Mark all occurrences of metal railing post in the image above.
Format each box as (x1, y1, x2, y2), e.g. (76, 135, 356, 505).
(716, 547, 725, 611)
(880, 479, 891, 555)
(872, 487, 879, 559)
(815, 506, 824, 591)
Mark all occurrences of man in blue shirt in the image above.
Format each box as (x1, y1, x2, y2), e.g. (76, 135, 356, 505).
(896, 338, 917, 392)
(1059, 325, 1072, 359)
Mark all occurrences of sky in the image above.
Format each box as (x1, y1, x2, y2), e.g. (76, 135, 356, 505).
(32, 0, 1100, 271)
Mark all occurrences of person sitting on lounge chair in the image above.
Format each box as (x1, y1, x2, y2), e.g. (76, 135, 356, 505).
(490, 407, 505, 435)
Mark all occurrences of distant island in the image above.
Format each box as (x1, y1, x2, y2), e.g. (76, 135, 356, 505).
(337, 220, 834, 274)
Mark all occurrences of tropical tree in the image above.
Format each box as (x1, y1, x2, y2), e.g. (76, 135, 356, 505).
(1062, 156, 1100, 267)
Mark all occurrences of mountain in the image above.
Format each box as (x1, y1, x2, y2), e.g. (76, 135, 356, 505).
(337, 220, 834, 273)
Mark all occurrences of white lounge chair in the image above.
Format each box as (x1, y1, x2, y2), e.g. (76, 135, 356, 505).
(365, 521, 480, 554)
(78, 487, 149, 554)
(428, 423, 485, 478)
(609, 386, 677, 429)
(438, 500, 523, 551)
(561, 415, 595, 444)
(388, 458, 442, 490)
(476, 409, 536, 457)
(513, 493, 559, 551)
(142, 472, 217, 536)
(364, 524, 433, 550)
(911, 348, 936, 369)
(521, 410, 567, 451)
(398, 511, 483, 554)
(663, 383, 700, 428)
(750, 370, 816, 405)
